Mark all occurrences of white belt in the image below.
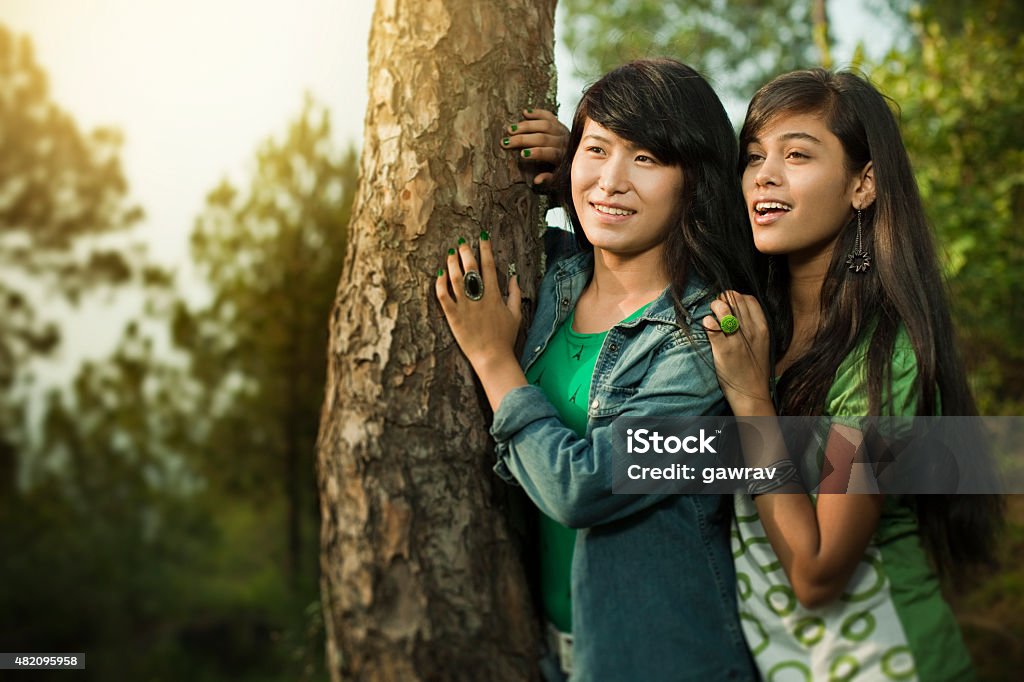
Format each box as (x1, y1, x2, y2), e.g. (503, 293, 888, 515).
(546, 621, 574, 675)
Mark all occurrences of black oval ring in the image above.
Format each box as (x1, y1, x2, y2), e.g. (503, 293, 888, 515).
(464, 270, 484, 301)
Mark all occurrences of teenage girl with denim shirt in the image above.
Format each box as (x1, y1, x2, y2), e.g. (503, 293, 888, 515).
(436, 59, 760, 681)
(702, 69, 1003, 680)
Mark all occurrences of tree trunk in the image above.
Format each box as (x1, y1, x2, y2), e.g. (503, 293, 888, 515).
(317, 1, 557, 680)
(812, 0, 832, 68)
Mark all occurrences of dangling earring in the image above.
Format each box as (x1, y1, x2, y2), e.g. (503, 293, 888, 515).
(846, 209, 872, 273)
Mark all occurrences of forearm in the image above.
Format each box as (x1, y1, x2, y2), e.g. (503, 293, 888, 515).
(757, 491, 884, 607)
(496, 415, 668, 528)
(491, 386, 678, 528)
(737, 420, 832, 598)
(735, 411, 881, 607)
(470, 351, 528, 412)
(753, 494, 826, 594)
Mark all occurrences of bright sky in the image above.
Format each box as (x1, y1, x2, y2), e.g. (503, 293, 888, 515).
(0, 0, 375, 397)
(1, 0, 373, 267)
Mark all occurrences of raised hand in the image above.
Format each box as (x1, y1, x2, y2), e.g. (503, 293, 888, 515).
(500, 108, 569, 187)
(703, 291, 774, 416)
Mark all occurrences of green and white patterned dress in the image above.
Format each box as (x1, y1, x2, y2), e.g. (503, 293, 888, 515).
(732, 329, 973, 681)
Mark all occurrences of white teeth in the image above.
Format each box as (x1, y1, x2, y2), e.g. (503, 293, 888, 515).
(594, 204, 635, 216)
(755, 201, 792, 212)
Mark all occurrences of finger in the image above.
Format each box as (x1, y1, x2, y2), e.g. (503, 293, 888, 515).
(446, 247, 464, 299)
(435, 267, 455, 313)
(743, 297, 769, 331)
(718, 290, 749, 318)
(502, 132, 563, 151)
(717, 291, 763, 332)
(731, 296, 756, 332)
(521, 108, 559, 123)
(457, 239, 479, 280)
(506, 118, 565, 137)
(478, 231, 499, 292)
(728, 293, 764, 332)
(533, 171, 555, 186)
(702, 314, 730, 359)
(501, 132, 552, 149)
(506, 272, 523, 325)
(518, 146, 562, 164)
(708, 298, 733, 320)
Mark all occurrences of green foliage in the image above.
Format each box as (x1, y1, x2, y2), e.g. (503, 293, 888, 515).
(0, 24, 149, 451)
(0, 328, 219, 679)
(174, 96, 356, 577)
(0, 28, 142, 248)
(916, 0, 1024, 38)
(159, 94, 356, 677)
(22, 94, 358, 679)
(869, 2, 1024, 414)
(1, 68, 352, 676)
(560, 0, 820, 98)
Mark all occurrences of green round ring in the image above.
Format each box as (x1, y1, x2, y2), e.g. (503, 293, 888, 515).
(720, 314, 740, 335)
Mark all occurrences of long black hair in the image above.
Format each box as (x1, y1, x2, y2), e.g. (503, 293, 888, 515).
(740, 68, 1002, 578)
(556, 58, 764, 323)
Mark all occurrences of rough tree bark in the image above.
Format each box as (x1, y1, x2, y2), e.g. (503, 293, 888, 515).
(317, 1, 558, 680)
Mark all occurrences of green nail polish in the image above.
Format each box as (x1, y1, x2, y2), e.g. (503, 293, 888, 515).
(510, 124, 518, 132)
(522, 149, 531, 158)
(480, 230, 490, 241)
(502, 137, 510, 146)
(437, 267, 444, 277)
(448, 248, 456, 255)
(457, 237, 466, 245)
(527, 108, 534, 113)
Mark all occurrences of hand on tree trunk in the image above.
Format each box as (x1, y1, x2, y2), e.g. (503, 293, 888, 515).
(501, 108, 568, 187)
(436, 232, 528, 411)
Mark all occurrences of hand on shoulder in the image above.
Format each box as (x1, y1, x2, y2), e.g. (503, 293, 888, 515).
(702, 291, 774, 415)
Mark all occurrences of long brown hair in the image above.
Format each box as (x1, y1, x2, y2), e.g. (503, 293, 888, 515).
(740, 68, 1002, 578)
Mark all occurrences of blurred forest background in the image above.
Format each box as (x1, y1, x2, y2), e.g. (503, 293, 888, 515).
(0, 0, 1021, 680)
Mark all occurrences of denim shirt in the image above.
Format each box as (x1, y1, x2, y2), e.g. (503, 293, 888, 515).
(492, 249, 756, 681)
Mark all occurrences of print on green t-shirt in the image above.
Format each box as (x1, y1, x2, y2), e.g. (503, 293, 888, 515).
(525, 304, 649, 633)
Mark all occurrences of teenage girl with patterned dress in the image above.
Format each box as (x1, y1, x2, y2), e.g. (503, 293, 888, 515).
(437, 59, 760, 680)
(703, 68, 1002, 681)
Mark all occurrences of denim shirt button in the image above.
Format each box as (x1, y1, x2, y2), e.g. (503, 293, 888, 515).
(561, 298, 569, 307)
(534, 345, 542, 352)
(609, 342, 619, 352)
(590, 399, 600, 409)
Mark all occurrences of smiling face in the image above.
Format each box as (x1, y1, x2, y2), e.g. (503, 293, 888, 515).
(742, 112, 873, 265)
(570, 118, 685, 262)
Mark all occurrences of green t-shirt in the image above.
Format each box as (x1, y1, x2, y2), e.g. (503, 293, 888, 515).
(525, 303, 650, 633)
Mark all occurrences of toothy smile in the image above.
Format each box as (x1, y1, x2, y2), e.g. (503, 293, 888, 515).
(593, 203, 636, 216)
(754, 201, 792, 215)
